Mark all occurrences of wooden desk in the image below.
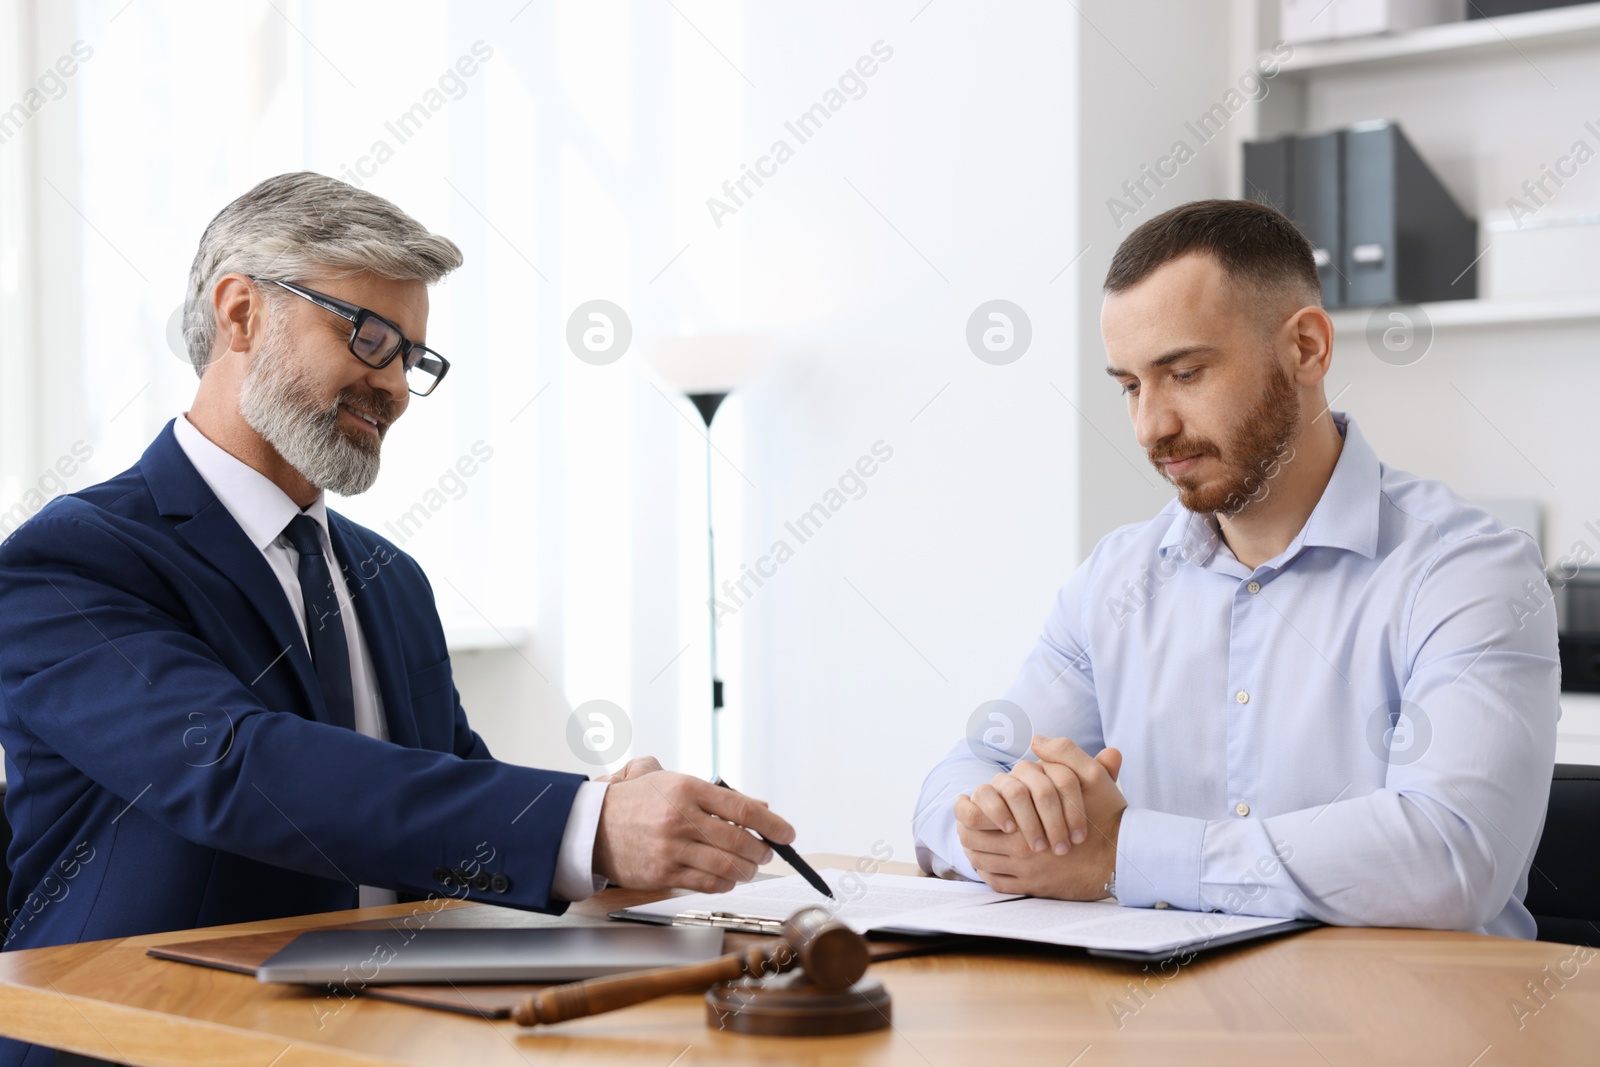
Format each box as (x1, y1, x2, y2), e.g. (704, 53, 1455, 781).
(1, 855, 1597, 1066)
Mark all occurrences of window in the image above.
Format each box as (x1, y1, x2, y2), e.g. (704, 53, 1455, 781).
(2, 0, 751, 777)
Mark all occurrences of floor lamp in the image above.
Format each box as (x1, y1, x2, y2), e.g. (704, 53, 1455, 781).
(643, 335, 767, 780)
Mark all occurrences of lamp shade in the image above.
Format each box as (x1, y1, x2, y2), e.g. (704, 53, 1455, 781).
(640, 333, 772, 396)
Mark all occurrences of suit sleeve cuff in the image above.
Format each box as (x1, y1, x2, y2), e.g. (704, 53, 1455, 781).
(1114, 807, 1205, 912)
(551, 780, 608, 902)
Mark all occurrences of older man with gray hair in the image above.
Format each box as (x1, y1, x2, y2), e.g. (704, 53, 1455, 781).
(0, 174, 789, 1040)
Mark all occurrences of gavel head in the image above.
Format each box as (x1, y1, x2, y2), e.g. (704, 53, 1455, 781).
(771, 906, 870, 992)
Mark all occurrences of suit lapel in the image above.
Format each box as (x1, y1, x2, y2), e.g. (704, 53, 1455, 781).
(143, 421, 329, 724)
(329, 516, 421, 749)
(173, 505, 330, 721)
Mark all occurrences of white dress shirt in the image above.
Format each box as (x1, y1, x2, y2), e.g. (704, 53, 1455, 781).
(914, 414, 1559, 937)
(173, 415, 607, 904)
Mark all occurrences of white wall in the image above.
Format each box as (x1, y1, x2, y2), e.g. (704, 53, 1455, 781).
(728, 2, 1082, 863)
(450, 1, 1289, 861)
(458, 0, 1091, 863)
(1072, 0, 1244, 549)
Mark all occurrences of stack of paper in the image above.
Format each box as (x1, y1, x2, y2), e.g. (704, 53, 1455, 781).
(618, 870, 1307, 958)
(622, 870, 1021, 935)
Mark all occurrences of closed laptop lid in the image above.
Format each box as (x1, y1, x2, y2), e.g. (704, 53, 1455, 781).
(257, 925, 726, 985)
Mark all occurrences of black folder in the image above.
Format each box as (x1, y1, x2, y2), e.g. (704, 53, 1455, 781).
(1243, 135, 1294, 217)
(1293, 129, 1347, 308)
(1343, 120, 1478, 305)
(1246, 131, 1345, 307)
(1243, 122, 1477, 308)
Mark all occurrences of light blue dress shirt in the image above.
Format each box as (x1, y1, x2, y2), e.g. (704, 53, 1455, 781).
(913, 413, 1559, 938)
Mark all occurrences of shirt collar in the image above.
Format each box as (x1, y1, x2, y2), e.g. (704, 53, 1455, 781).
(171, 414, 329, 551)
(1157, 507, 1224, 566)
(1157, 411, 1380, 566)
(1296, 411, 1380, 559)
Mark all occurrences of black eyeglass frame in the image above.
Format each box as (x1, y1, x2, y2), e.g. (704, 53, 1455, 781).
(251, 276, 451, 396)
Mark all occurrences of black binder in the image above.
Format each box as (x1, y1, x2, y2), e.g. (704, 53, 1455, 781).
(1242, 122, 1477, 308)
(1243, 135, 1293, 217)
(1342, 121, 1477, 305)
(1293, 130, 1347, 308)
(1244, 132, 1343, 307)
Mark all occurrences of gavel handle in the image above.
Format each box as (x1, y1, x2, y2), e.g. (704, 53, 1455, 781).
(512, 952, 751, 1026)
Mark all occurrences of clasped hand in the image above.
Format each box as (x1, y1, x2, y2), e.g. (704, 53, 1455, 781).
(955, 736, 1126, 899)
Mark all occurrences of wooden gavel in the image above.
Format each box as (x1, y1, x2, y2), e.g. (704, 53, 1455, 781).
(512, 906, 869, 1027)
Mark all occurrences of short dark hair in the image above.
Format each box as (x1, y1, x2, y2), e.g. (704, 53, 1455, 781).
(1104, 199, 1322, 309)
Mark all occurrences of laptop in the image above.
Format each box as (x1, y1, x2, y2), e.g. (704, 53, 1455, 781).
(256, 925, 726, 984)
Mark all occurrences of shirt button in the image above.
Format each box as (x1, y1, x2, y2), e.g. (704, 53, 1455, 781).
(1246, 580, 1261, 594)
(1236, 690, 1250, 704)
(1235, 802, 1251, 817)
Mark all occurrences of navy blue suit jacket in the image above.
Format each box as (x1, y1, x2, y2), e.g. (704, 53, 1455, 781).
(0, 421, 585, 954)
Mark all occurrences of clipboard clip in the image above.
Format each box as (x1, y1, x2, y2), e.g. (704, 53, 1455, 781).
(672, 910, 786, 936)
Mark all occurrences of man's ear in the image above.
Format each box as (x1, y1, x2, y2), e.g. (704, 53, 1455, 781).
(210, 273, 267, 368)
(1283, 304, 1333, 387)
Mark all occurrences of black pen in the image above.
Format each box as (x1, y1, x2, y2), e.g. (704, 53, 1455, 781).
(712, 777, 835, 900)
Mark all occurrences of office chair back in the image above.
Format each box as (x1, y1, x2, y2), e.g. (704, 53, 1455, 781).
(1525, 763, 1600, 945)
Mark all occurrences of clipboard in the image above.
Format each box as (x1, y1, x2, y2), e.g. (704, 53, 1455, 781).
(609, 907, 789, 936)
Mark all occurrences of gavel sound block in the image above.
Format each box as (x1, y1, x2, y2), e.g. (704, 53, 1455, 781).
(512, 906, 891, 1037)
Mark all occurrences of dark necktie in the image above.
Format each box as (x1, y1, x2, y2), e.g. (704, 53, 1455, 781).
(282, 513, 356, 731)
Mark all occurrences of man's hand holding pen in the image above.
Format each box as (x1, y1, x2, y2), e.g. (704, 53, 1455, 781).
(955, 736, 1127, 900)
(592, 771, 796, 894)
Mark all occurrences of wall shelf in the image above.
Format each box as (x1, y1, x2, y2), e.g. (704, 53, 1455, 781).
(1328, 295, 1600, 329)
(1276, 2, 1600, 75)
(444, 625, 531, 654)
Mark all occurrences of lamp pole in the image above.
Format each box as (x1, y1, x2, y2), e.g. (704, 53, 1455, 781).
(688, 392, 728, 780)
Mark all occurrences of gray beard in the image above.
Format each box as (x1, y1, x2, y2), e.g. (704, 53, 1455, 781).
(239, 331, 382, 497)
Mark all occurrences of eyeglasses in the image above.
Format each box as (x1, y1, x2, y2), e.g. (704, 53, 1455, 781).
(252, 277, 451, 397)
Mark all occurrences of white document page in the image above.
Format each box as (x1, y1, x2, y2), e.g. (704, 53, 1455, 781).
(889, 895, 1291, 954)
(621, 870, 1022, 934)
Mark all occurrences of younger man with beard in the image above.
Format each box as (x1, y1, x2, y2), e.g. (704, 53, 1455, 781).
(0, 174, 792, 1032)
(913, 199, 1559, 936)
